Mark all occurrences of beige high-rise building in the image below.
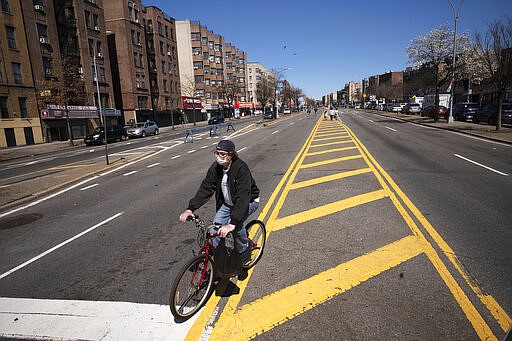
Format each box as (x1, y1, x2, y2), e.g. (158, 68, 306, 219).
(247, 62, 274, 108)
(0, 0, 42, 147)
(176, 19, 248, 119)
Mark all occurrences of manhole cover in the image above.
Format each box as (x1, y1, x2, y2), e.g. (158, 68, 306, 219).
(0, 213, 43, 230)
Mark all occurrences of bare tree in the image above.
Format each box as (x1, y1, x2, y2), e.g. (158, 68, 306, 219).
(406, 24, 471, 122)
(473, 17, 512, 130)
(217, 79, 237, 119)
(256, 77, 275, 109)
(181, 75, 197, 126)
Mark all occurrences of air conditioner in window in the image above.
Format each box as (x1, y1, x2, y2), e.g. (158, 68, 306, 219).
(39, 37, 49, 44)
(137, 42, 142, 46)
(34, 4, 44, 11)
(167, 51, 171, 56)
(135, 19, 139, 24)
(45, 68, 52, 75)
(94, 26, 100, 31)
(97, 52, 103, 58)
(94, 77, 98, 82)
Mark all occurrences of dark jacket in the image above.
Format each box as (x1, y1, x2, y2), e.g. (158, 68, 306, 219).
(187, 156, 259, 228)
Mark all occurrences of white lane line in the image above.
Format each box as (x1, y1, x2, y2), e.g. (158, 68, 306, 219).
(0, 297, 199, 340)
(238, 147, 247, 153)
(0, 213, 123, 280)
(272, 130, 279, 135)
(289, 122, 295, 126)
(80, 184, 99, 191)
(0, 176, 99, 219)
(187, 150, 196, 154)
(147, 163, 160, 168)
(369, 119, 374, 123)
(385, 126, 397, 132)
(201, 145, 208, 149)
(454, 154, 509, 176)
(123, 171, 137, 176)
(171, 155, 181, 159)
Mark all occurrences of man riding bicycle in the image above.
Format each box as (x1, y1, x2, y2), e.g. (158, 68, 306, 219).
(179, 139, 260, 276)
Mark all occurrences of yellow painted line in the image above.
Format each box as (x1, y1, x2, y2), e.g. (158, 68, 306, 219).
(300, 154, 363, 169)
(313, 136, 346, 142)
(343, 123, 499, 340)
(210, 235, 424, 340)
(315, 129, 343, 134)
(305, 146, 357, 156)
(0, 184, 13, 189)
(48, 164, 95, 170)
(272, 189, 388, 231)
(309, 140, 353, 148)
(289, 168, 372, 190)
(314, 132, 349, 138)
(183, 116, 323, 341)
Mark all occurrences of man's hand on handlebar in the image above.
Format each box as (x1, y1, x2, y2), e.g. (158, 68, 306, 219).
(179, 209, 194, 223)
(218, 224, 235, 238)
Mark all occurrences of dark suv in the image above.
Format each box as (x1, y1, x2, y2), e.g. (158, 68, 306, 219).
(473, 103, 512, 126)
(453, 102, 479, 122)
(84, 125, 127, 146)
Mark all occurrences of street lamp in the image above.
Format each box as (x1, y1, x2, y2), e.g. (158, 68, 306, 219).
(447, 0, 464, 124)
(93, 46, 109, 164)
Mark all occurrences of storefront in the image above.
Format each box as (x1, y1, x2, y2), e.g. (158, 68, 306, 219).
(181, 96, 204, 123)
(234, 101, 255, 117)
(40, 105, 121, 142)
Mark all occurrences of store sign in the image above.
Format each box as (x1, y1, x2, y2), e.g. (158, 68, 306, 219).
(234, 101, 254, 109)
(40, 105, 99, 119)
(181, 96, 203, 109)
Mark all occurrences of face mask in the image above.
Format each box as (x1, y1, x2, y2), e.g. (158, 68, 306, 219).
(216, 155, 229, 166)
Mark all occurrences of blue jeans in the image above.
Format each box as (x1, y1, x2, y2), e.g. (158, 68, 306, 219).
(211, 200, 259, 252)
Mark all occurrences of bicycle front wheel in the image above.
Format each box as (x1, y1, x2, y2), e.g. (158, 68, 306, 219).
(243, 220, 266, 269)
(169, 254, 215, 319)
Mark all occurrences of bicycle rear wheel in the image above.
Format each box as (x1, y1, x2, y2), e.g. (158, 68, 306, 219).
(243, 220, 266, 269)
(169, 254, 215, 319)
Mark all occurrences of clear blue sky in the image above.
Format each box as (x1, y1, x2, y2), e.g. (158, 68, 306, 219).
(149, 0, 511, 100)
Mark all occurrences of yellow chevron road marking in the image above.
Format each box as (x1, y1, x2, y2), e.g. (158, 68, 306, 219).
(342, 122, 500, 340)
(313, 135, 347, 142)
(289, 168, 372, 190)
(309, 140, 354, 148)
(305, 146, 357, 156)
(209, 235, 424, 340)
(300, 155, 362, 169)
(272, 189, 388, 231)
(314, 132, 349, 138)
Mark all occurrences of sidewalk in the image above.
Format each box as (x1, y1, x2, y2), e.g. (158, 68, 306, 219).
(363, 110, 512, 144)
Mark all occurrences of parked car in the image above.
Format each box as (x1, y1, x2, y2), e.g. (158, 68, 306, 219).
(84, 125, 127, 146)
(254, 109, 263, 115)
(126, 120, 159, 137)
(385, 103, 401, 112)
(421, 105, 448, 118)
(473, 103, 512, 125)
(283, 107, 291, 114)
(453, 102, 479, 121)
(401, 103, 422, 114)
(208, 114, 225, 125)
(264, 109, 274, 119)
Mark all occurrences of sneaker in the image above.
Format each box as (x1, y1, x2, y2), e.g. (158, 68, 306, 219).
(237, 268, 248, 281)
(239, 247, 251, 265)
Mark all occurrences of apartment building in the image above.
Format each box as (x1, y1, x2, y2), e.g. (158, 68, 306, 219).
(176, 19, 248, 120)
(104, 2, 181, 125)
(247, 62, 274, 108)
(1, 0, 42, 147)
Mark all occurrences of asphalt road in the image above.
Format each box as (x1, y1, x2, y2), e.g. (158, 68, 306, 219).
(0, 111, 510, 340)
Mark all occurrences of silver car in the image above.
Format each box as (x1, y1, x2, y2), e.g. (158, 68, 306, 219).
(127, 120, 159, 137)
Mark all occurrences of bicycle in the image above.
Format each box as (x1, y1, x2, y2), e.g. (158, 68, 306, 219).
(169, 214, 266, 320)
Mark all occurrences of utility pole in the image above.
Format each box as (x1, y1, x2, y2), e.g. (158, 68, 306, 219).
(447, 0, 464, 124)
(93, 46, 109, 165)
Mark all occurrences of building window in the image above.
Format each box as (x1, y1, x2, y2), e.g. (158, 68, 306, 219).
(203, 52, 208, 60)
(201, 37, 207, 46)
(165, 25, 168, 37)
(84, 11, 91, 28)
(191, 32, 200, 41)
(130, 30, 135, 44)
(42, 57, 52, 76)
(133, 52, 138, 66)
(93, 14, 99, 29)
(137, 31, 141, 45)
(88, 38, 94, 56)
(163, 79, 167, 93)
(6, 26, 16, 49)
(159, 41, 164, 55)
(194, 75, 204, 83)
(0, 97, 8, 118)
(99, 67, 105, 82)
(12, 63, 22, 84)
(161, 61, 165, 73)
(157, 21, 162, 35)
(1, 0, 10, 12)
(137, 96, 148, 109)
(193, 61, 202, 70)
(192, 47, 201, 55)
(139, 54, 143, 67)
(141, 75, 145, 88)
(208, 41, 213, 49)
(18, 97, 28, 118)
